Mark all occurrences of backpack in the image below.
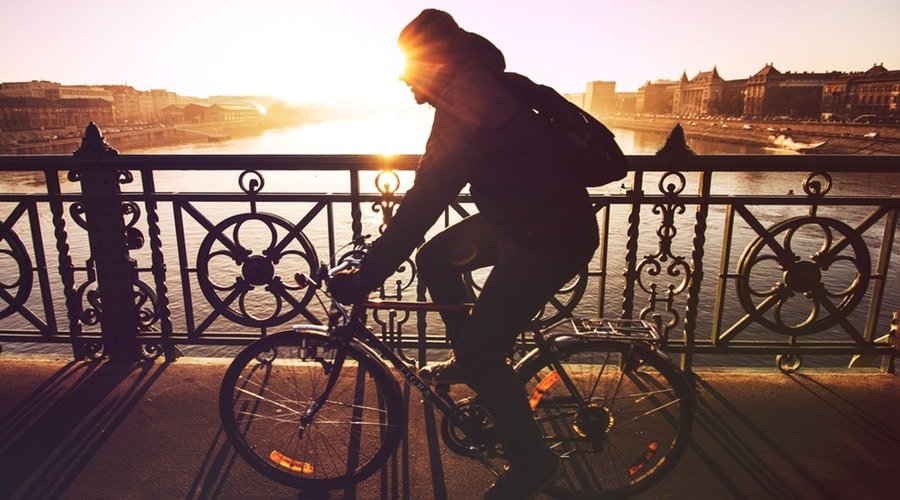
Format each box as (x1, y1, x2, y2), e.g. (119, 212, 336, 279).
(499, 72, 628, 187)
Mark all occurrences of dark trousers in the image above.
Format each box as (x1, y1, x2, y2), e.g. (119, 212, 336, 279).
(416, 213, 592, 455)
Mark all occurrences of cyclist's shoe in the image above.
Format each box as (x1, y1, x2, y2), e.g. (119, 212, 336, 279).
(484, 449, 564, 500)
(417, 356, 465, 386)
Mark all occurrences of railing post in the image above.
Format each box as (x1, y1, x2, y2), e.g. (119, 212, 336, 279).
(71, 122, 140, 362)
(890, 311, 898, 374)
(349, 166, 362, 241)
(657, 124, 699, 371)
(621, 171, 642, 320)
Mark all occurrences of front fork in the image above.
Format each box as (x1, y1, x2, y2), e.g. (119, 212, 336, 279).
(297, 334, 350, 436)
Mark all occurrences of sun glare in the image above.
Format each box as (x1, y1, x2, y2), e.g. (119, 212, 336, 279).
(267, 37, 411, 108)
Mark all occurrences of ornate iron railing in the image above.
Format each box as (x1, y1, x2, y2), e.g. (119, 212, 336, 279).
(0, 123, 897, 372)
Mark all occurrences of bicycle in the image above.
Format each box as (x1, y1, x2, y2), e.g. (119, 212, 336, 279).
(218, 247, 695, 498)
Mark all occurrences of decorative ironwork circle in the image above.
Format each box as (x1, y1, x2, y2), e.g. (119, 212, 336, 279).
(0, 226, 34, 320)
(243, 255, 276, 285)
(197, 212, 319, 327)
(776, 353, 802, 372)
(141, 343, 164, 361)
(736, 216, 870, 336)
(238, 170, 265, 195)
(658, 171, 686, 196)
(82, 340, 104, 360)
(377, 257, 416, 299)
(375, 170, 400, 195)
(134, 279, 160, 330)
(122, 201, 141, 227)
(802, 172, 832, 197)
(69, 202, 88, 230)
(71, 278, 160, 329)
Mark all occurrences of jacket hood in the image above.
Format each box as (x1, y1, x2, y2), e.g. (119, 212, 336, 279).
(447, 31, 506, 75)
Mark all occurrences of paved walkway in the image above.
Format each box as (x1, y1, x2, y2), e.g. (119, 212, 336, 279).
(0, 355, 897, 499)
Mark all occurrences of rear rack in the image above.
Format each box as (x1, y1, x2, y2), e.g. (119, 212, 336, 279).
(560, 317, 663, 343)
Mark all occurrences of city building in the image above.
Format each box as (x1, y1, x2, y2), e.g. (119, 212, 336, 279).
(150, 89, 174, 118)
(101, 85, 143, 124)
(58, 85, 113, 102)
(159, 104, 187, 124)
(584, 81, 616, 118)
(563, 92, 585, 109)
(0, 96, 113, 130)
(743, 64, 841, 119)
(636, 79, 677, 115)
(616, 92, 637, 115)
(847, 64, 899, 120)
(138, 92, 155, 122)
(0, 80, 62, 99)
(673, 69, 716, 116)
(672, 67, 737, 117)
(205, 104, 261, 122)
(158, 103, 261, 125)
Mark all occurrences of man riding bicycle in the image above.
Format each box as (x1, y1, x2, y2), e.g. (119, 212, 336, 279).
(329, 9, 598, 498)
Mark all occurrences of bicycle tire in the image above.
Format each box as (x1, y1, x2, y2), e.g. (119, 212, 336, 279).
(516, 339, 693, 499)
(219, 329, 406, 490)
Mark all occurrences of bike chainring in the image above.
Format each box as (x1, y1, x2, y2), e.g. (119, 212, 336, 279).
(440, 397, 503, 458)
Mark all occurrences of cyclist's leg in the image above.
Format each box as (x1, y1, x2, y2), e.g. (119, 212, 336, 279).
(415, 213, 497, 344)
(454, 236, 590, 456)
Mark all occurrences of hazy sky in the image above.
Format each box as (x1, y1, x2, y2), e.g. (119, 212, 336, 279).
(2, 0, 897, 106)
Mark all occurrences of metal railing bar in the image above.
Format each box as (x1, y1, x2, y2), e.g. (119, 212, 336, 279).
(27, 201, 57, 335)
(6, 153, 900, 173)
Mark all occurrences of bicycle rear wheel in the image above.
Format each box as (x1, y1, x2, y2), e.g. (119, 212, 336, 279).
(516, 339, 693, 499)
(219, 330, 405, 490)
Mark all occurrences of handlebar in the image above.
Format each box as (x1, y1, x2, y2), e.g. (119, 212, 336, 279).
(293, 236, 370, 291)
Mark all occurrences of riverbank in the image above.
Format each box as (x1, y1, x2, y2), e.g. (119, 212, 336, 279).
(605, 116, 900, 154)
(0, 115, 316, 155)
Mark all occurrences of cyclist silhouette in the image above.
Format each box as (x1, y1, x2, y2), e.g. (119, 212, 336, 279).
(329, 9, 598, 498)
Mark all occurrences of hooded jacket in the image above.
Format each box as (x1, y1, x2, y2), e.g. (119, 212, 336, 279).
(359, 32, 599, 291)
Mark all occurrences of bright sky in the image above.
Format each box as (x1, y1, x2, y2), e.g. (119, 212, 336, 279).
(2, 0, 897, 107)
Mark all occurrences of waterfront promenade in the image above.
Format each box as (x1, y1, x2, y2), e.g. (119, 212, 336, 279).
(605, 117, 900, 154)
(0, 354, 897, 499)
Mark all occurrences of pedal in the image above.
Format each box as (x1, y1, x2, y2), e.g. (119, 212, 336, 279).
(472, 449, 504, 477)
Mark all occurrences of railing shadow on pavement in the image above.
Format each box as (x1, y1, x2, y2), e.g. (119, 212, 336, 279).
(686, 374, 900, 500)
(785, 373, 900, 445)
(0, 360, 167, 499)
(691, 376, 830, 499)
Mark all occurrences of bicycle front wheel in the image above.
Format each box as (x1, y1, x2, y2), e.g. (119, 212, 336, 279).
(219, 329, 405, 490)
(516, 339, 693, 499)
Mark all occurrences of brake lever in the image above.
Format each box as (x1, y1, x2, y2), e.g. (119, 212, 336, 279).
(294, 272, 310, 289)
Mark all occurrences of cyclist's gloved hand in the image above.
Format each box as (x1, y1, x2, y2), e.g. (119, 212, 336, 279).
(328, 269, 368, 304)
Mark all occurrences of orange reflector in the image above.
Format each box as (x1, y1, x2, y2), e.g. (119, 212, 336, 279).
(270, 450, 315, 474)
(529, 371, 560, 410)
(626, 440, 660, 476)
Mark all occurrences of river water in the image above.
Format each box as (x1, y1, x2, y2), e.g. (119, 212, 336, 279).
(2, 115, 898, 367)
